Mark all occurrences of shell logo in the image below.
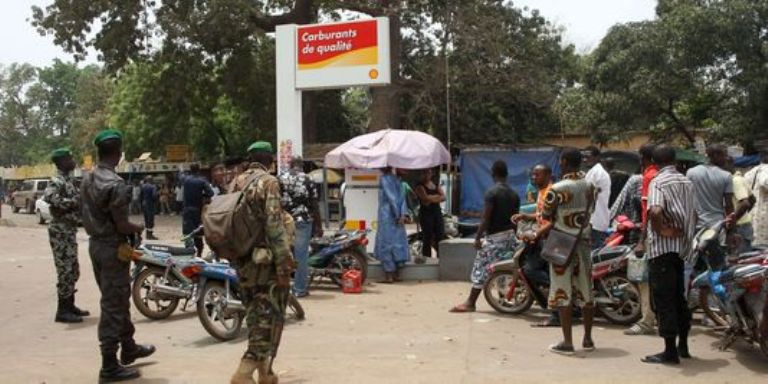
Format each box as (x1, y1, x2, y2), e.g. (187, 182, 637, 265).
(368, 69, 379, 79)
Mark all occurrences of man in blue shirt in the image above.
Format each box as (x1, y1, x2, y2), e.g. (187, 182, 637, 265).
(140, 176, 159, 240)
(183, 164, 214, 257)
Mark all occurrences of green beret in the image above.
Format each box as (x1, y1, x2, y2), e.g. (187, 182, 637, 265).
(247, 141, 273, 153)
(50, 147, 72, 161)
(93, 129, 123, 146)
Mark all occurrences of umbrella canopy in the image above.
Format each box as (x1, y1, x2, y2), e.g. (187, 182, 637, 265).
(325, 129, 450, 170)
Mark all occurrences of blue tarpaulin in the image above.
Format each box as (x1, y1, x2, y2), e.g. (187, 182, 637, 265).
(735, 154, 760, 168)
(459, 148, 561, 216)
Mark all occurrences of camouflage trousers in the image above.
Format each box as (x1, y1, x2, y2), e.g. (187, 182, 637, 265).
(236, 260, 289, 362)
(48, 222, 80, 298)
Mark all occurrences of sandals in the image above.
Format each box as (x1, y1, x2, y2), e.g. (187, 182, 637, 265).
(582, 340, 596, 352)
(449, 304, 476, 313)
(531, 319, 560, 328)
(548, 342, 575, 356)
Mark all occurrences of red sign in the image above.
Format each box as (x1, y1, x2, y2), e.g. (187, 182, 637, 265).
(297, 19, 378, 70)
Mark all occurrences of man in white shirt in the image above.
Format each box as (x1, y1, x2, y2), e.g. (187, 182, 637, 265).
(584, 146, 612, 250)
(745, 150, 768, 247)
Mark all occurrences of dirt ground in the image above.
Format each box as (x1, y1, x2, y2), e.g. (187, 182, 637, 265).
(1, 204, 767, 383)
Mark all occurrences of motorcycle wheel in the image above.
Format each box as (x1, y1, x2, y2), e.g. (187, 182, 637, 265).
(329, 250, 368, 287)
(131, 268, 181, 320)
(287, 294, 305, 321)
(483, 270, 534, 315)
(597, 275, 642, 325)
(698, 286, 730, 327)
(197, 281, 243, 341)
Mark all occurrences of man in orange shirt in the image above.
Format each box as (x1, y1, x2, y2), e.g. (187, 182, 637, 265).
(513, 164, 553, 288)
(625, 143, 658, 336)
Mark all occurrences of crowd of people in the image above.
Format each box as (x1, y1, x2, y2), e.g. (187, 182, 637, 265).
(445, 143, 768, 363)
(32, 124, 768, 381)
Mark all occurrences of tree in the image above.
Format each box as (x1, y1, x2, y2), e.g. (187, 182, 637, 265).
(558, 0, 768, 148)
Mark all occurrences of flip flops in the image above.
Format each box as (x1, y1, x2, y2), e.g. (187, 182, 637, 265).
(449, 304, 476, 313)
(548, 342, 575, 356)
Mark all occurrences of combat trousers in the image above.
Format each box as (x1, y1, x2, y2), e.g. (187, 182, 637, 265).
(48, 222, 80, 299)
(89, 239, 136, 355)
(236, 259, 288, 362)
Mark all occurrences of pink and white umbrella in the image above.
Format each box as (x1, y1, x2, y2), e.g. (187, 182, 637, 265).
(325, 129, 451, 170)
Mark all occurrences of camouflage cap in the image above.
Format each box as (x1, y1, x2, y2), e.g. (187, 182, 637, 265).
(50, 147, 72, 161)
(247, 141, 273, 153)
(93, 129, 123, 146)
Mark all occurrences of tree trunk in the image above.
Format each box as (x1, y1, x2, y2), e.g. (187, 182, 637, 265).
(367, 15, 401, 132)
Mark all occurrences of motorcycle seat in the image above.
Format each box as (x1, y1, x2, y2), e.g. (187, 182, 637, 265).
(144, 244, 196, 256)
(591, 245, 631, 264)
(733, 264, 765, 280)
(737, 251, 764, 260)
(718, 264, 764, 284)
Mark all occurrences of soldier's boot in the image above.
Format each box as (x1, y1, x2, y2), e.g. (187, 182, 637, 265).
(55, 296, 83, 323)
(70, 292, 90, 317)
(146, 230, 158, 240)
(100, 353, 140, 382)
(230, 359, 258, 384)
(256, 359, 278, 384)
(120, 344, 157, 365)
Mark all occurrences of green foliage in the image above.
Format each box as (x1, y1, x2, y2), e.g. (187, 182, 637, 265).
(0, 62, 109, 166)
(558, 0, 768, 149)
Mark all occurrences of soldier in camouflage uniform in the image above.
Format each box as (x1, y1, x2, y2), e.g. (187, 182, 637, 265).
(81, 130, 156, 382)
(44, 148, 89, 323)
(229, 141, 295, 384)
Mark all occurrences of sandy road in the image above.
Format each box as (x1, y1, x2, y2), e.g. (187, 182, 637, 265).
(0, 205, 766, 383)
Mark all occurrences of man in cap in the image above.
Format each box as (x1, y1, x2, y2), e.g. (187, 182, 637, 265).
(229, 141, 294, 384)
(80, 129, 155, 381)
(44, 148, 89, 323)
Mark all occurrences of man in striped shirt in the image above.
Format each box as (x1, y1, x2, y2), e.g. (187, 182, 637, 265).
(642, 145, 696, 365)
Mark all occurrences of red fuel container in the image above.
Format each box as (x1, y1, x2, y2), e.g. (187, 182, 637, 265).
(342, 269, 363, 294)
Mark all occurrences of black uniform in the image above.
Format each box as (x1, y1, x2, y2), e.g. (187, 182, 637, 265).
(81, 161, 137, 356)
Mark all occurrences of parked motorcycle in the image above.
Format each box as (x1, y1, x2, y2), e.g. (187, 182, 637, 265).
(693, 259, 768, 358)
(181, 259, 306, 341)
(408, 214, 459, 263)
(483, 217, 642, 325)
(308, 229, 370, 287)
(130, 229, 202, 320)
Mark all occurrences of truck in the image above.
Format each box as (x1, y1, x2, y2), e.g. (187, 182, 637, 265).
(11, 179, 49, 214)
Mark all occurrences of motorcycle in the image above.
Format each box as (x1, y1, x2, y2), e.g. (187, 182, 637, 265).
(693, 258, 768, 358)
(483, 216, 642, 325)
(688, 220, 765, 327)
(130, 228, 203, 320)
(181, 259, 306, 341)
(308, 229, 370, 287)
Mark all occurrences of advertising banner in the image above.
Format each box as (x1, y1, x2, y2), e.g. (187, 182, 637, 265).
(295, 17, 391, 90)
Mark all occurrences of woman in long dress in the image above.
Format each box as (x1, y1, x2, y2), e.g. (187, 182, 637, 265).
(374, 167, 410, 283)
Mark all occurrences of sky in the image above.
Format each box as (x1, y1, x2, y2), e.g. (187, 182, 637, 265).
(1, 0, 657, 67)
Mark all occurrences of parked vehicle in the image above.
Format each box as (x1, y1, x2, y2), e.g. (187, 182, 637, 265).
(484, 217, 642, 325)
(308, 229, 370, 287)
(130, 230, 200, 320)
(182, 259, 306, 341)
(35, 198, 51, 224)
(11, 179, 48, 214)
(693, 259, 768, 358)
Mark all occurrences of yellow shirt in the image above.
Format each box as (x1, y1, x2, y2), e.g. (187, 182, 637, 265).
(733, 173, 752, 225)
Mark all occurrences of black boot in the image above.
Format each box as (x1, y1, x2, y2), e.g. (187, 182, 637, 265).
(69, 293, 90, 317)
(100, 353, 139, 382)
(55, 296, 83, 323)
(120, 344, 156, 365)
